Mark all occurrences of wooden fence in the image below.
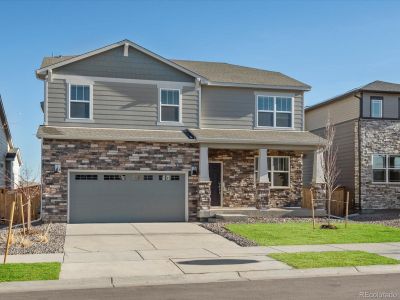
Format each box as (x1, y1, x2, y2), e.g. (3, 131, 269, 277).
(0, 185, 41, 225)
(302, 187, 355, 217)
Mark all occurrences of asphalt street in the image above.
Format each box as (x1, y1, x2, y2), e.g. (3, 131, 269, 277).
(3, 273, 400, 300)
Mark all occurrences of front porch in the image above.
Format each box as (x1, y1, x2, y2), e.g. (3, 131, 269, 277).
(197, 144, 326, 220)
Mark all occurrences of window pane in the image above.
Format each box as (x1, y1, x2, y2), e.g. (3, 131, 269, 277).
(83, 86, 90, 101)
(77, 86, 84, 100)
(273, 172, 289, 186)
(70, 85, 77, 100)
(371, 100, 382, 118)
(161, 90, 168, 104)
(258, 112, 273, 126)
(276, 112, 292, 127)
(373, 155, 386, 169)
(161, 106, 179, 122)
(273, 157, 289, 171)
(389, 156, 400, 169)
(276, 97, 291, 112)
(258, 96, 273, 111)
(373, 170, 386, 182)
(70, 102, 90, 118)
(389, 170, 400, 182)
(161, 90, 179, 105)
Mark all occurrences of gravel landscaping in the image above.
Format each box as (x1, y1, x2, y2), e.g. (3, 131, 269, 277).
(201, 212, 400, 247)
(0, 223, 66, 255)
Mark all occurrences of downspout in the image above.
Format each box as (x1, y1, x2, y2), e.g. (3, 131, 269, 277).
(354, 91, 363, 212)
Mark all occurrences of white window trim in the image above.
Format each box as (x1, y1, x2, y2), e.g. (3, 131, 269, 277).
(255, 95, 294, 129)
(158, 88, 183, 126)
(371, 99, 383, 118)
(372, 154, 400, 184)
(66, 83, 94, 121)
(254, 156, 291, 188)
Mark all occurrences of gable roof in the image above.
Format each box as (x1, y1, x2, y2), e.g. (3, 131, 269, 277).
(305, 80, 400, 112)
(36, 39, 203, 81)
(37, 39, 310, 91)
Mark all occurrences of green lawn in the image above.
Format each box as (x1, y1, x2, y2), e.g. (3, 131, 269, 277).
(226, 222, 400, 246)
(0, 262, 61, 282)
(269, 251, 399, 269)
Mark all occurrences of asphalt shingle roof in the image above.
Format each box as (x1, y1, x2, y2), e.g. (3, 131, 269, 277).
(40, 56, 310, 89)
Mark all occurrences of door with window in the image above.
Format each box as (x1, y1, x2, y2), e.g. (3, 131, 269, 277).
(209, 163, 222, 206)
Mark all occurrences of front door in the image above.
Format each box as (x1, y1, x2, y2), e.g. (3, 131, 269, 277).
(209, 162, 222, 206)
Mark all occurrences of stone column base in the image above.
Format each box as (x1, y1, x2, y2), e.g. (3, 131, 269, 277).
(256, 181, 271, 210)
(198, 181, 211, 219)
(311, 183, 326, 209)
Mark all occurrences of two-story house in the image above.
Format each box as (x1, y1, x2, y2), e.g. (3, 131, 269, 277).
(304, 81, 400, 211)
(0, 95, 22, 189)
(36, 39, 323, 223)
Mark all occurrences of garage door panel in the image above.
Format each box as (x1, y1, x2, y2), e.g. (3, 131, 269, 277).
(69, 172, 186, 223)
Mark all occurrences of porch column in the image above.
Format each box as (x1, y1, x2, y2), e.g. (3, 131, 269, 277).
(198, 145, 211, 219)
(311, 149, 326, 209)
(256, 148, 270, 210)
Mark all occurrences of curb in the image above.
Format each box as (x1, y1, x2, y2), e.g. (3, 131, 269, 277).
(0, 265, 400, 293)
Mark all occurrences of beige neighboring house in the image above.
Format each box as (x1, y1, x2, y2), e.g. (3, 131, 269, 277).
(304, 81, 400, 211)
(0, 95, 22, 189)
(36, 39, 324, 223)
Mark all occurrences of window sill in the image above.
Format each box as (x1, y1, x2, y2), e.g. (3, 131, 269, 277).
(65, 118, 94, 123)
(371, 182, 400, 185)
(157, 121, 184, 127)
(253, 126, 294, 131)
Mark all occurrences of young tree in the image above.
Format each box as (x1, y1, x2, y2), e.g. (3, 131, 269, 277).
(320, 119, 340, 227)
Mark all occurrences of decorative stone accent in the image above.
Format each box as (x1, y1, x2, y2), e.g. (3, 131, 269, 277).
(256, 181, 270, 209)
(42, 139, 199, 222)
(359, 119, 400, 209)
(311, 183, 326, 209)
(208, 149, 303, 208)
(198, 181, 211, 218)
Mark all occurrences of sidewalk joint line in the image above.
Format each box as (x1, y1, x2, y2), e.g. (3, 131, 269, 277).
(203, 248, 221, 257)
(169, 258, 186, 275)
(130, 224, 157, 250)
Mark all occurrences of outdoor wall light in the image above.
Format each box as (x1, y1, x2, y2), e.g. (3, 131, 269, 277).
(190, 166, 198, 176)
(54, 163, 61, 173)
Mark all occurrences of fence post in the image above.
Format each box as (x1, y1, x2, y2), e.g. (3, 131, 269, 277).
(27, 197, 31, 232)
(310, 188, 315, 229)
(345, 191, 350, 229)
(18, 193, 25, 235)
(4, 198, 16, 264)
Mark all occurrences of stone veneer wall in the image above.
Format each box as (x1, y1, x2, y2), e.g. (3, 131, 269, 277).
(208, 149, 303, 208)
(42, 139, 199, 222)
(359, 119, 400, 209)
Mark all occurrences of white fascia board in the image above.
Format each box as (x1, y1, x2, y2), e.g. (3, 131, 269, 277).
(205, 81, 310, 91)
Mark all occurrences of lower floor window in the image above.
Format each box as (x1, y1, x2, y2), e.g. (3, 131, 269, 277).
(254, 156, 290, 187)
(372, 154, 400, 183)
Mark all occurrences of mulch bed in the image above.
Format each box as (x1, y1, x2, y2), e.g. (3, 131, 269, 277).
(200, 212, 400, 247)
(0, 222, 66, 255)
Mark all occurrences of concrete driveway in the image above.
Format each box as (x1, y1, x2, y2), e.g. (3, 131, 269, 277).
(61, 223, 288, 280)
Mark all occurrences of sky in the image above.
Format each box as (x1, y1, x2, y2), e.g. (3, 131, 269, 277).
(1, 0, 400, 173)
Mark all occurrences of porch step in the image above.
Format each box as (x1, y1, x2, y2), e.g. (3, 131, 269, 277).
(215, 214, 249, 222)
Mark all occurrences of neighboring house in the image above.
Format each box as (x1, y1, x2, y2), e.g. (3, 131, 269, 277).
(36, 39, 323, 223)
(304, 80, 400, 211)
(0, 95, 22, 189)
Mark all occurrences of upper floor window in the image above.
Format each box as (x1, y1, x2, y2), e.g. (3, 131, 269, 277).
(372, 154, 400, 183)
(160, 89, 181, 123)
(370, 98, 383, 118)
(256, 96, 293, 128)
(69, 84, 91, 119)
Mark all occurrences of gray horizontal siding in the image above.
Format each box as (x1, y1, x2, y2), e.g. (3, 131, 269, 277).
(362, 92, 400, 119)
(303, 119, 356, 193)
(47, 79, 199, 130)
(53, 46, 194, 83)
(201, 86, 304, 130)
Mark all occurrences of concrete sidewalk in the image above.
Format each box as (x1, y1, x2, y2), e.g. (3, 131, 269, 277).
(1, 223, 400, 293)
